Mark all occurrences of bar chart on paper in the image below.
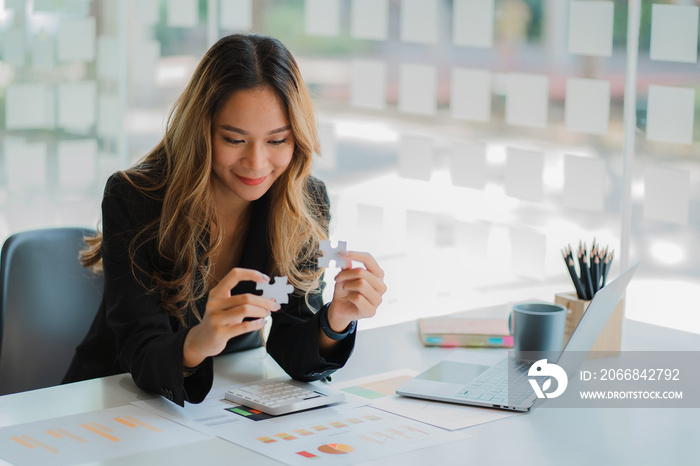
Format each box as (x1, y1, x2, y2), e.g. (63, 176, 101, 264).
(334, 369, 419, 401)
(0, 405, 209, 466)
(339, 374, 415, 400)
(217, 405, 471, 465)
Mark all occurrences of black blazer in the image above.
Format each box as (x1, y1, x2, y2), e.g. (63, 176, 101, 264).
(63, 173, 355, 406)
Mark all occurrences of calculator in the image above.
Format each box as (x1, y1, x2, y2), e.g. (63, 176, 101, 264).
(224, 379, 345, 416)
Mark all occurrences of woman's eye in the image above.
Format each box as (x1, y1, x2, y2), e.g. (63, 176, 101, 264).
(224, 137, 245, 144)
(269, 138, 287, 145)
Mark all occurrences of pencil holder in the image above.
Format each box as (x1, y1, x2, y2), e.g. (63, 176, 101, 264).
(554, 292, 624, 355)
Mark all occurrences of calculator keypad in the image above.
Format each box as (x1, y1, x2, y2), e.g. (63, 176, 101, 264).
(225, 381, 344, 415)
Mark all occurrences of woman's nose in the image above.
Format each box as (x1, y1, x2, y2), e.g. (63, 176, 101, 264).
(242, 143, 266, 170)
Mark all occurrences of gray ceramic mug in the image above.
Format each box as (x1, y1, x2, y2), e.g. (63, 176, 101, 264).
(509, 302, 567, 352)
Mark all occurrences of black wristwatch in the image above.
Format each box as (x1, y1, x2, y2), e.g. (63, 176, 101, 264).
(319, 303, 356, 340)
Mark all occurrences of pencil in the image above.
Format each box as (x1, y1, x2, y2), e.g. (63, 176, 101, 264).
(590, 243, 597, 293)
(576, 246, 586, 299)
(581, 253, 594, 300)
(565, 255, 585, 299)
(593, 241, 602, 292)
(599, 249, 606, 288)
(601, 250, 613, 287)
(592, 255, 601, 293)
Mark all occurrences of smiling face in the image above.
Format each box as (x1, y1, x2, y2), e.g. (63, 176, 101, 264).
(211, 86, 294, 211)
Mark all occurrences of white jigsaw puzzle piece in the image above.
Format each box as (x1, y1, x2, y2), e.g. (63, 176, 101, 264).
(256, 276, 294, 304)
(318, 240, 349, 268)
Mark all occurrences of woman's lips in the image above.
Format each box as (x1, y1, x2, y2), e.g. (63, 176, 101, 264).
(236, 174, 267, 186)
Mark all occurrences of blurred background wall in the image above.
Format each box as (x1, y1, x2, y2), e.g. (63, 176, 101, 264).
(1, 0, 698, 333)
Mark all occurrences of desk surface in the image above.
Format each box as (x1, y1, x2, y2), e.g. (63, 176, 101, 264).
(1, 314, 699, 466)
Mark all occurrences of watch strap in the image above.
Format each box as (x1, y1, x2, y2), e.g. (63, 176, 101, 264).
(319, 303, 356, 340)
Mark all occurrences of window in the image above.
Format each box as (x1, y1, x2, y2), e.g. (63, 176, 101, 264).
(1, 0, 698, 333)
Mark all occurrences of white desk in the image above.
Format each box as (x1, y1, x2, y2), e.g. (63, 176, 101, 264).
(1, 315, 699, 465)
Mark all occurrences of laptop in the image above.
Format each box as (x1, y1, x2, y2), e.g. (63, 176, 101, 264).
(396, 264, 638, 412)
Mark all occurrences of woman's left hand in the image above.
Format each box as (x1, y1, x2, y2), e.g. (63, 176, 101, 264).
(326, 251, 387, 332)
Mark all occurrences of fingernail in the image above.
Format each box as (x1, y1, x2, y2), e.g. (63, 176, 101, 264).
(260, 272, 270, 281)
(272, 302, 281, 310)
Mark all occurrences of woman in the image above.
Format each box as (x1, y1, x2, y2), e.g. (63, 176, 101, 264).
(63, 34, 386, 406)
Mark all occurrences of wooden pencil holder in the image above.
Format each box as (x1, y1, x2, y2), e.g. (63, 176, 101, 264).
(554, 292, 624, 355)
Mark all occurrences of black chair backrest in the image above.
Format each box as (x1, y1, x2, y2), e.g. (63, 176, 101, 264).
(0, 227, 104, 395)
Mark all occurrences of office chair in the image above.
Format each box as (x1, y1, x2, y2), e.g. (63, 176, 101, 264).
(0, 227, 104, 395)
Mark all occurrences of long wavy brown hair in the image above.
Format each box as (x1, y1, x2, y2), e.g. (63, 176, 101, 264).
(81, 34, 327, 324)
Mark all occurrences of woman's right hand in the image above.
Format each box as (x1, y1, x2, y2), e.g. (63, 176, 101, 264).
(182, 268, 279, 368)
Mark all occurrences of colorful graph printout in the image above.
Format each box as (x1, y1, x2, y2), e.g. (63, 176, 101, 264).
(216, 405, 471, 466)
(131, 389, 247, 436)
(334, 369, 419, 401)
(0, 405, 209, 466)
(318, 443, 355, 454)
(226, 405, 273, 421)
(340, 375, 414, 400)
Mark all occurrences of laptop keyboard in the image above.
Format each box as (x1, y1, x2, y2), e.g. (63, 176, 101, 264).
(454, 359, 534, 406)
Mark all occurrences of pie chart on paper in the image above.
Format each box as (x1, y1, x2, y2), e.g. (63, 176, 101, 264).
(318, 443, 355, 455)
